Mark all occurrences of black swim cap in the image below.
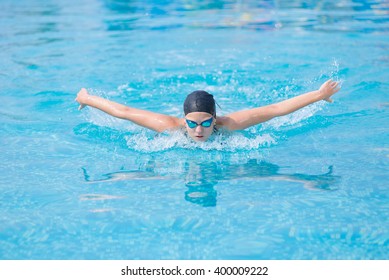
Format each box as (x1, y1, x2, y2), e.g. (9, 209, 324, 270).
(183, 90, 216, 116)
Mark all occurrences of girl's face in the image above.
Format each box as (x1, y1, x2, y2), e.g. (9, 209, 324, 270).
(184, 112, 215, 142)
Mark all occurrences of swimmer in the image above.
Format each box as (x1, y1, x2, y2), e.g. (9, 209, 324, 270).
(75, 79, 340, 142)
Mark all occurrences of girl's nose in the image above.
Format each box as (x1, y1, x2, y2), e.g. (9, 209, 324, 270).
(195, 125, 204, 133)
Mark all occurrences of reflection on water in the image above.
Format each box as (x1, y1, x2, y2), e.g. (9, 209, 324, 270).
(81, 158, 339, 207)
(184, 160, 338, 207)
(101, 0, 389, 33)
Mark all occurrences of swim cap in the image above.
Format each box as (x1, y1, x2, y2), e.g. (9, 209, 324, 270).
(183, 90, 216, 116)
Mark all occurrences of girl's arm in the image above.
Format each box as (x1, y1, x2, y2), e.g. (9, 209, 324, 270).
(218, 79, 341, 131)
(75, 88, 182, 132)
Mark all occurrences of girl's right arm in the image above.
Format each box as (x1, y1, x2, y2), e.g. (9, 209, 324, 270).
(75, 88, 182, 132)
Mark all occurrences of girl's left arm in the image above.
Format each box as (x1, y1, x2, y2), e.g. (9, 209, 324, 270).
(217, 79, 341, 131)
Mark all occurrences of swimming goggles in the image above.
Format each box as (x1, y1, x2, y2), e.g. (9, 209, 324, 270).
(185, 117, 213, 129)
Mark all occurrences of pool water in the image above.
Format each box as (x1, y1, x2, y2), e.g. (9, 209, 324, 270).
(1, 0, 388, 259)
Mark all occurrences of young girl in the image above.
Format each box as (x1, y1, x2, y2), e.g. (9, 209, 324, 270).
(75, 79, 340, 142)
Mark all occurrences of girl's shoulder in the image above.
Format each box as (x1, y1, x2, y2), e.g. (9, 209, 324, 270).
(215, 116, 231, 130)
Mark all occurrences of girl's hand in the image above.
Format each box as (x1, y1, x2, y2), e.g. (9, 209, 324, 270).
(318, 79, 341, 103)
(75, 88, 89, 110)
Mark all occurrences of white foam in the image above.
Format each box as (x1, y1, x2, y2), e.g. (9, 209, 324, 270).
(125, 129, 275, 152)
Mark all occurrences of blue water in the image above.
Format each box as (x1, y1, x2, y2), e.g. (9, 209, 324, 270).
(1, 0, 388, 259)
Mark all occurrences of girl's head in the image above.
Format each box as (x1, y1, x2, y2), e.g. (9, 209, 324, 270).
(183, 90, 216, 142)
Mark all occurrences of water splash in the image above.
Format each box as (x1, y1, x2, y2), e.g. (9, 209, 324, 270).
(317, 58, 344, 84)
(125, 129, 275, 153)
